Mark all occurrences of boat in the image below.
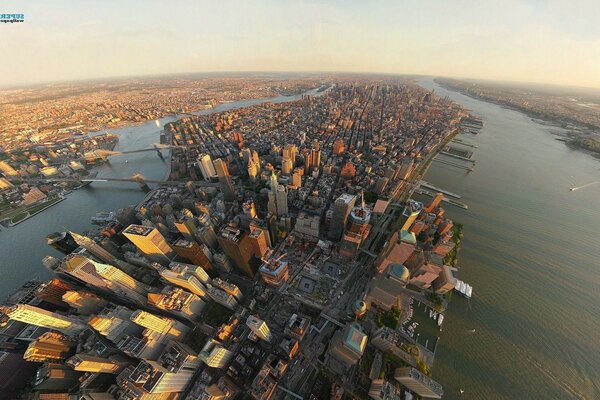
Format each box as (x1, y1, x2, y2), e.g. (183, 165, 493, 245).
(454, 279, 473, 299)
(91, 211, 116, 225)
(437, 314, 444, 326)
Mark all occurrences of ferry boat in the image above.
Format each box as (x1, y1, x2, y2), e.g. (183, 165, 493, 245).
(91, 211, 115, 225)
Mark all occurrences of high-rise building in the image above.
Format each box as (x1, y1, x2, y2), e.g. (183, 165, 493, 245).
(281, 157, 293, 176)
(241, 147, 252, 164)
(213, 158, 236, 201)
(282, 144, 297, 168)
(197, 225, 218, 249)
(199, 339, 233, 369)
(62, 290, 107, 315)
(174, 217, 198, 240)
(400, 200, 423, 232)
(366, 263, 410, 310)
(340, 204, 372, 259)
(0, 160, 18, 177)
(328, 322, 367, 366)
(198, 153, 217, 181)
(117, 360, 194, 395)
(130, 310, 187, 338)
(248, 159, 259, 181)
(172, 238, 213, 270)
(246, 315, 273, 342)
(259, 259, 289, 288)
(368, 379, 404, 400)
(0, 177, 13, 190)
(56, 254, 148, 304)
(23, 332, 75, 362)
(291, 167, 303, 187)
(35, 278, 72, 311)
(310, 141, 321, 170)
(328, 194, 357, 241)
(69, 231, 119, 264)
(242, 199, 258, 219)
(0, 304, 86, 336)
(211, 278, 243, 302)
(394, 367, 444, 399)
(123, 224, 175, 265)
(46, 231, 79, 255)
(148, 286, 205, 323)
(206, 284, 238, 310)
(249, 220, 272, 249)
(275, 185, 288, 217)
(248, 229, 269, 259)
(217, 225, 256, 277)
(424, 193, 445, 213)
(160, 263, 210, 299)
(66, 354, 124, 374)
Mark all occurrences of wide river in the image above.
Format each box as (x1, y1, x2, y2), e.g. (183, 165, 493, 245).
(417, 78, 600, 400)
(0, 89, 319, 295)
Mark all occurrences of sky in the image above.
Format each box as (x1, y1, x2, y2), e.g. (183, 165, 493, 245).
(2, 0, 600, 88)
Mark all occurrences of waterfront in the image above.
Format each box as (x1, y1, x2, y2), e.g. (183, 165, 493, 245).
(418, 78, 600, 399)
(0, 90, 318, 296)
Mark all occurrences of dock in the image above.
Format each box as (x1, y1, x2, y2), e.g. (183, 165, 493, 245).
(419, 181, 462, 199)
(452, 138, 479, 148)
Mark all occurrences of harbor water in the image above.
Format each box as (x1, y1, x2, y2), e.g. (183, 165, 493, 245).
(418, 78, 600, 400)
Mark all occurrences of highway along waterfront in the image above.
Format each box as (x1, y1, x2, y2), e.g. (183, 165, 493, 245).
(417, 78, 600, 400)
(0, 89, 320, 296)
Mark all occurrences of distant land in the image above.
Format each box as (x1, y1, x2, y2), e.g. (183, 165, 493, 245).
(436, 77, 600, 157)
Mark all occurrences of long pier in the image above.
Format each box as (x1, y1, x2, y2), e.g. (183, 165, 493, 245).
(452, 138, 479, 148)
(432, 157, 474, 171)
(439, 151, 476, 163)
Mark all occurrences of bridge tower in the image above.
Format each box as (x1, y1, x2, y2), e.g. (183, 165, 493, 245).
(132, 172, 150, 192)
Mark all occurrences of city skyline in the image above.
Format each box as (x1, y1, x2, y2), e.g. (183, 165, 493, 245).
(2, 0, 600, 88)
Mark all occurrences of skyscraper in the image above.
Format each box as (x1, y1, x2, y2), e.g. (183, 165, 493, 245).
(174, 216, 198, 240)
(275, 184, 288, 216)
(246, 315, 273, 342)
(123, 224, 175, 265)
(213, 158, 236, 201)
(217, 225, 256, 277)
(281, 157, 293, 176)
(198, 153, 217, 181)
(66, 354, 124, 373)
(0, 160, 18, 177)
(23, 332, 75, 362)
(328, 193, 357, 241)
(0, 304, 86, 336)
(199, 339, 233, 369)
(46, 231, 79, 255)
(69, 231, 119, 264)
(424, 192, 444, 213)
(400, 200, 423, 232)
(53, 254, 148, 304)
(172, 238, 213, 270)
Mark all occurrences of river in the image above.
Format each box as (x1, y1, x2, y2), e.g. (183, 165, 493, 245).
(0, 88, 320, 296)
(417, 78, 600, 400)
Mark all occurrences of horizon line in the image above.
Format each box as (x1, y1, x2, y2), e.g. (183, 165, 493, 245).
(2, 69, 600, 93)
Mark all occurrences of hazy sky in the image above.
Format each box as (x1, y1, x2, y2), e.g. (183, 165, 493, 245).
(2, 0, 600, 88)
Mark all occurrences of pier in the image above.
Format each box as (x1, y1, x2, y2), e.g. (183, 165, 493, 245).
(419, 181, 462, 199)
(452, 138, 479, 148)
(432, 157, 474, 171)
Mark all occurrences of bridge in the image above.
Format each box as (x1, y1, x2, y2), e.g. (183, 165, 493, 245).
(12, 173, 221, 192)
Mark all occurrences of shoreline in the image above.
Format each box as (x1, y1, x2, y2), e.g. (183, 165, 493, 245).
(5, 195, 66, 227)
(434, 79, 600, 159)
